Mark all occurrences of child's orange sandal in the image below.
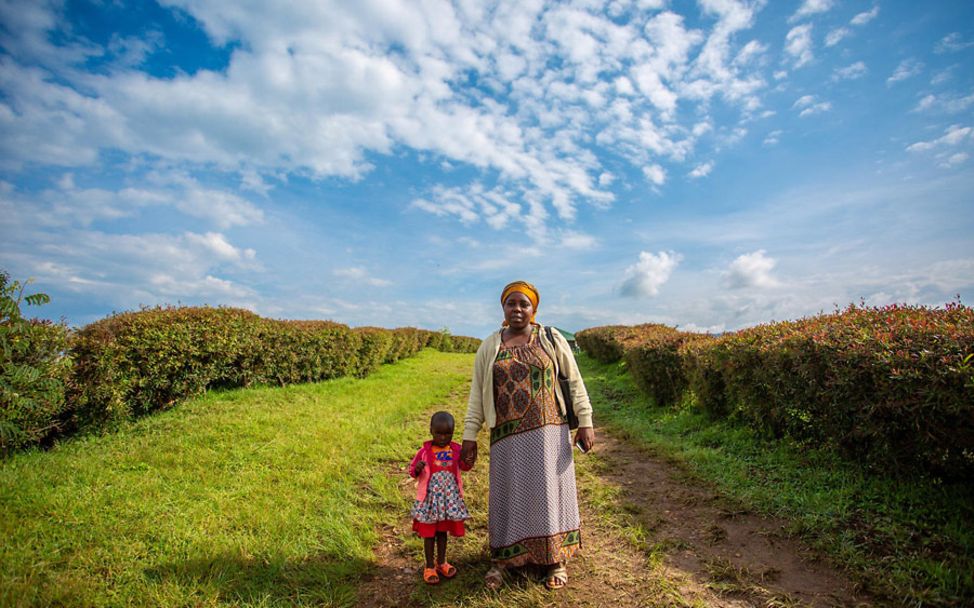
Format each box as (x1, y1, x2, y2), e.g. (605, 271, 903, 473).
(436, 561, 458, 579)
(423, 567, 440, 585)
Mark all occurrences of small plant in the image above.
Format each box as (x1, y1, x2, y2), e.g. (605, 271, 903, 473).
(0, 271, 69, 454)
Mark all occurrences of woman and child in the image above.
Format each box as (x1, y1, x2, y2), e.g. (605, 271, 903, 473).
(407, 280, 595, 590)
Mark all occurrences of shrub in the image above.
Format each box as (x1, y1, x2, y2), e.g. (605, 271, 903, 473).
(580, 303, 974, 477)
(576, 323, 674, 363)
(63, 306, 482, 443)
(684, 303, 974, 477)
(353, 327, 394, 378)
(625, 329, 713, 408)
(68, 307, 263, 430)
(0, 272, 71, 454)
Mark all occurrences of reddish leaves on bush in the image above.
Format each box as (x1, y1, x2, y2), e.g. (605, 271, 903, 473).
(579, 303, 974, 478)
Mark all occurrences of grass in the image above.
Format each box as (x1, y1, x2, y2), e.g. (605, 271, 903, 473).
(0, 349, 474, 608)
(578, 353, 974, 608)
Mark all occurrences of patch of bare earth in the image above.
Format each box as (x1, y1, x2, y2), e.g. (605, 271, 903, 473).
(357, 425, 873, 608)
(592, 430, 873, 608)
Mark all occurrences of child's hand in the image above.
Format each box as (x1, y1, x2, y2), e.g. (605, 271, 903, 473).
(413, 460, 426, 476)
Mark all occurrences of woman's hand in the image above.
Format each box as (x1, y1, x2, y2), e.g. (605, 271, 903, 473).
(574, 427, 595, 453)
(461, 440, 478, 467)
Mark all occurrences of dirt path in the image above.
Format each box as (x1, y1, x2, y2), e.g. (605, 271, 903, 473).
(357, 424, 871, 608)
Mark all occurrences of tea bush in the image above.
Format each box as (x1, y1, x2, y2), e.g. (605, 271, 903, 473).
(578, 303, 974, 477)
(0, 272, 71, 454)
(64, 307, 480, 444)
(576, 323, 675, 363)
(686, 303, 974, 476)
(625, 329, 713, 408)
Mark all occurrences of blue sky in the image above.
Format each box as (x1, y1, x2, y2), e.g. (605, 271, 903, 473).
(1, 0, 972, 338)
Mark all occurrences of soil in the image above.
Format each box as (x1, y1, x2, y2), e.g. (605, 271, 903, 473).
(357, 427, 872, 608)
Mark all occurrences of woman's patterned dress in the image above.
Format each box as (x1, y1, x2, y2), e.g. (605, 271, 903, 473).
(488, 326, 581, 566)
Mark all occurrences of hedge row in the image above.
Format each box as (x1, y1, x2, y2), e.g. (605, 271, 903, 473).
(578, 303, 974, 478)
(3, 304, 480, 454)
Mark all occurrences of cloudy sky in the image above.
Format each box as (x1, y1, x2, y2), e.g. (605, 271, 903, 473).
(1, 0, 972, 337)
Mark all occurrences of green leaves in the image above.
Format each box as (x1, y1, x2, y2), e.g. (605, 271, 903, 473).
(578, 303, 974, 479)
(0, 271, 69, 455)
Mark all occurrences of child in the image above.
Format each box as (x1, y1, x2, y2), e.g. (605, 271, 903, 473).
(408, 411, 472, 584)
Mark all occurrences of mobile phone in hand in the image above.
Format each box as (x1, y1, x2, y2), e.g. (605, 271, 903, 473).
(575, 439, 589, 453)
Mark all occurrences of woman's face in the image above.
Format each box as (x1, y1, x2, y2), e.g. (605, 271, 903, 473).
(503, 291, 534, 330)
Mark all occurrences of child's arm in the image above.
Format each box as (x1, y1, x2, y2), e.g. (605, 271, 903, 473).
(408, 448, 426, 478)
(456, 444, 473, 471)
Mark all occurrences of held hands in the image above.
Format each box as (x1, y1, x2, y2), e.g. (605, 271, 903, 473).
(460, 440, 478, 468)
(574, 427, 595, 453)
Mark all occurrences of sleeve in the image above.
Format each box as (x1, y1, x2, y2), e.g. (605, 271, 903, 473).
(408, 447, 425, 478)
(462, 341, 489, 442)
(551, 329, 594, 428)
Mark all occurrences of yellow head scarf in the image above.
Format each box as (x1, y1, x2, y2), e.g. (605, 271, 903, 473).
(500, 280, 540, 325)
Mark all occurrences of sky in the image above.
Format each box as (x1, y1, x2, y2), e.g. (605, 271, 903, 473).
(1, 0, 972, 338)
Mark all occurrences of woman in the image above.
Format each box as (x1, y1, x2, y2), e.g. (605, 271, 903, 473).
(460, 280, 595, 590)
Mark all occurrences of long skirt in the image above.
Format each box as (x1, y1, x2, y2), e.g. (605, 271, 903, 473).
(488, 421, 581, 566)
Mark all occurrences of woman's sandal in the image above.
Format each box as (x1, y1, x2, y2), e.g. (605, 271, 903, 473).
(436, 561, 458, 579)
(423, 567, 440, 585)
(545, 564, 568, 590)
(484, 565, 505, 590)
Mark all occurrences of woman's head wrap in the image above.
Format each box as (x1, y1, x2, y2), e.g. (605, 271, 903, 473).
(500, 280, 540, 324)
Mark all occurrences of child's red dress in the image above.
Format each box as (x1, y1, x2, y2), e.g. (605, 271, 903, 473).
(408, 440, 471, 538)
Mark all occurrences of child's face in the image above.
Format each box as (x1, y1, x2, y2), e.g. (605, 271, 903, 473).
(431, 421, 454, 447)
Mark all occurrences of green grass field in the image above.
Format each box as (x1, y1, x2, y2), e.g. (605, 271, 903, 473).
(577, 353, 974, 607)
(0, 350, 475, 607)
(4, 347, 972, 607)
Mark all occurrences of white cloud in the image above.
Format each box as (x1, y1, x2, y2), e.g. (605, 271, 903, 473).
(832, 61, 867, 81)
(793, 95, 831, 117)
(784, 25, 814, 68)
(642, 163, 667, 186)
(941, 152, 968, 168)
(887, 59, 924, 85)
(936, 33, 974, 54)
(184, 231, 257, 264)
(0, 0, 786, 245)
(725, 250, 778, 288)
(850, 6, 880, 26)
(913, 91, 974, 114)
(763, 129, 782, 146)
(411, 183, 525, 229)
(790, 0, 835, 23)
(906, 124, 973, 153)
(914, 94, 938, 112)
(333, 267, 392, 287)
(560, 230, 598, 250)
(824, 27, 850, 47)
(688, 161, 713, 178)
(620, 250, 681, 297)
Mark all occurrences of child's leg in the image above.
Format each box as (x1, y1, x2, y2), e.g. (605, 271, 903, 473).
(435, 531, 448, 565)
(424, 537, 436, 569)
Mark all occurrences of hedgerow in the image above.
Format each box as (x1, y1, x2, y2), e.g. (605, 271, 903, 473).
(686, 303, 974, 477)
(1, 283, 480, 453)
(66, 307, 480, 438)
(579, 303, 974, 478)
(624, 330, 713, 408)
(576, 323, 676, 363)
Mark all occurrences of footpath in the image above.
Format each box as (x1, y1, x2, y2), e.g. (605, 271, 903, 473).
(356, 392, 870, 607)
